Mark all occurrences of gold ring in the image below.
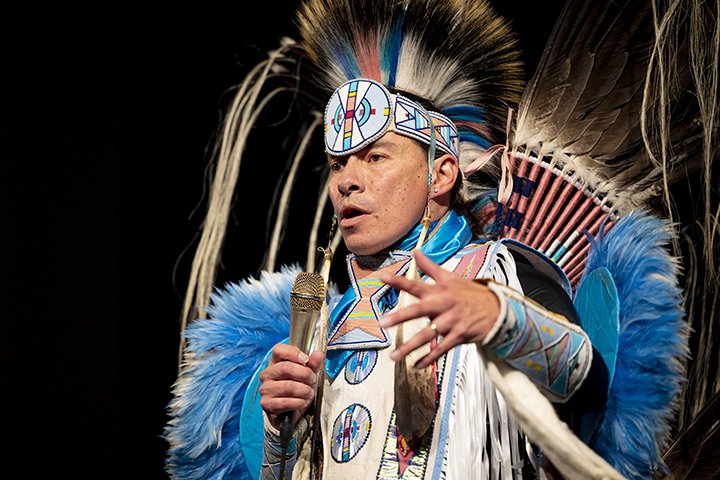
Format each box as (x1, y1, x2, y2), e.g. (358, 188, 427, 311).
(429, 322, 438, 333)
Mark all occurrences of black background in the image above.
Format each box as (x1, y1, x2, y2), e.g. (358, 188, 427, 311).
(3, 2, 564, 478)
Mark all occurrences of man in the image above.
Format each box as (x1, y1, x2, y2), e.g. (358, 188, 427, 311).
(257, 114, 602, 478)
(166, 1, 697, 479)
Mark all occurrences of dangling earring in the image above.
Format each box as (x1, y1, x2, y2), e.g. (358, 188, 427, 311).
(328, 213, 338, 245)
(316, 212, 338, 283)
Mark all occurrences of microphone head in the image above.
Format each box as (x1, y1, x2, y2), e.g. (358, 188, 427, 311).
(290, 272, 326, 310)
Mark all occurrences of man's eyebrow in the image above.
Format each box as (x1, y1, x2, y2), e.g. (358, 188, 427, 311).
(327, 139, 400, 162)
(369, 139, 399, 150)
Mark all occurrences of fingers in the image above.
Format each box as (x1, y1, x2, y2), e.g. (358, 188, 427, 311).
(379, 294, 450, 329)
(307, 351, 324, 373)
(259, 343, 322, 424)
(377, 251, 456, 326)
(259, 379, 316, 420)
(413, 329, 462, 369)
(377, 252, 502, 370)
(268, 343, 312, 366)
(413, 250, 454, 282)
(388, 320, 441, 362)
(262, 344, 320, 384)
(378, 251, 452, 295)
(388, 315, 465, 369)
(384, 282, 499, 368)
(379, 271, 431, 298)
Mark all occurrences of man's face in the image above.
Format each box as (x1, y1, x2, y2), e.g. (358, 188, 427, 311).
(328, 132, 428, 256)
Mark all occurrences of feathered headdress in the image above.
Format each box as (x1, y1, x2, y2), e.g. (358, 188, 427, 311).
(297, 0, 524, 197)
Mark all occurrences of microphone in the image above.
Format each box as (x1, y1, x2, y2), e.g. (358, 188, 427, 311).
(288, 271, 326, 354)
(279, 271, 326, 479)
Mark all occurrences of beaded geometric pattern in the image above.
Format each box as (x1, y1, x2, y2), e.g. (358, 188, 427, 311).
(330, 403, 373, 463)
(327, 254, 412, 350)
(491, 295, 587, 399)
(344, 350, 379, 385)
(324, 78, 459, 159)
(394, 96, 459, 158)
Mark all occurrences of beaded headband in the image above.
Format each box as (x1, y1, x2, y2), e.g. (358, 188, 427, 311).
(324, 78, 460, 159)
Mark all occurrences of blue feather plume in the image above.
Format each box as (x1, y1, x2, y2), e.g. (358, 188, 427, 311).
(578, 211, 689, 479)
(164, 265, 301, 480)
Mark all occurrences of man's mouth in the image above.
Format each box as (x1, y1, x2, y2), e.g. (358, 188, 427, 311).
(339, 205, 368, 226)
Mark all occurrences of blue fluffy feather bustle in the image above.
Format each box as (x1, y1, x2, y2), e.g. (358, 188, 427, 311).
(164, 265, 301, 480)
(578, 211, 688, 479)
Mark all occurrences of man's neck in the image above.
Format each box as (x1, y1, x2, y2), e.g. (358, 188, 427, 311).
(351, 210, 456, 278)
(353, 252, 409, 279)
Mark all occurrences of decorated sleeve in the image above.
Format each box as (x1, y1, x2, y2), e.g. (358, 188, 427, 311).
(481, 280, 593, 403)
(260, 414, 310, 480)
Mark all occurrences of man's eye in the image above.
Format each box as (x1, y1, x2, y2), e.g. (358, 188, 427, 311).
(369, 154, 384, 162)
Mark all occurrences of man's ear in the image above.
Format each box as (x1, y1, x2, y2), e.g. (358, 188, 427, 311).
(430, 154, 459, 198)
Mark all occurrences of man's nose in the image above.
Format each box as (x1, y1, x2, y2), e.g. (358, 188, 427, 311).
(336, 158, 364, 195)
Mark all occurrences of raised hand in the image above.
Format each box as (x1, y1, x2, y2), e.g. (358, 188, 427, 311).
(378, 250, 500, 369)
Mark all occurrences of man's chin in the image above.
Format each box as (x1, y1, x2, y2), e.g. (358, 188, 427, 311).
(347, 245, 380, 256)
(348, 241, 408, 257)
(344, 237, 384, 257)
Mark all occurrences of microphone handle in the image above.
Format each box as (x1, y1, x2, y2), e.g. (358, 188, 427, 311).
(278, 411, 294, 479)
(279, 308, 313, 480)
(280, 301, 322, 478)
(279, 411, 294, 447)
(282, 306, 316, 450)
